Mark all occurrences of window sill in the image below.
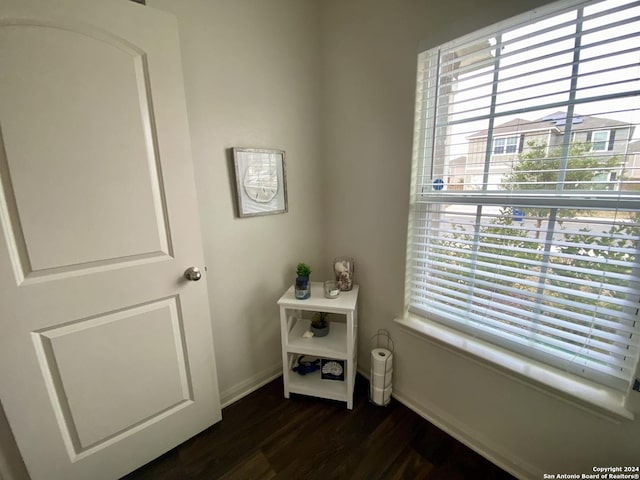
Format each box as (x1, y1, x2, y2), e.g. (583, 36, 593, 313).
(394, 315, 635, 423)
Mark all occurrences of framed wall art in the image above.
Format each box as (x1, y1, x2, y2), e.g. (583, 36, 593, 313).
(232, 148, 288, 218)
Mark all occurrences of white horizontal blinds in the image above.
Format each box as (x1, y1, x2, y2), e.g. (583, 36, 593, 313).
(410, 0, 640, 391)
(421, 0, 640, 193)
(409, 203, 640, 389)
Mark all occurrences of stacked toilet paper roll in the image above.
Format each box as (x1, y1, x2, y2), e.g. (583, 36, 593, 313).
(370, 348, 393, 406)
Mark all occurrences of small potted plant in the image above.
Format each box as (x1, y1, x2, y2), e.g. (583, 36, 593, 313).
(295, 262, 312, 299)
(311, 312, 329, 337)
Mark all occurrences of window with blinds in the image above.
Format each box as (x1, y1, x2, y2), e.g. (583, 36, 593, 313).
(407, 0, 640, 392)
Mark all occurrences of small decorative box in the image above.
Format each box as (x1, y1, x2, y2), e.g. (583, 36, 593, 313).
(320, 359, 345, 381)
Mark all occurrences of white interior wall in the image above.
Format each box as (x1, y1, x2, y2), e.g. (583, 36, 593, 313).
(320, 0, 640, 478)
(148, 0, 327, 405)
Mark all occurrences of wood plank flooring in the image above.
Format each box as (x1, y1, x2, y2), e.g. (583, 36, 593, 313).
(123, 375, 515, 479)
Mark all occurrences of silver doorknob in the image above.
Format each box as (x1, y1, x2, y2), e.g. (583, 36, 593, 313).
(184, 266, 202, 281)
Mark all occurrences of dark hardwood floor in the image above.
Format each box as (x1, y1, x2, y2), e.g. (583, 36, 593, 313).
(123, 375, 515, 480)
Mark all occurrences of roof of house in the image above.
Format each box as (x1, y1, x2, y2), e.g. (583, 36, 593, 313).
(467, 111, 631, 139)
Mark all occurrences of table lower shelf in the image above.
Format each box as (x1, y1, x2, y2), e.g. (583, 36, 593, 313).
(287, 368, 348, 403)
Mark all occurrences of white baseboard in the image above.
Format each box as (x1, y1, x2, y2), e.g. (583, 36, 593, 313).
(219, 364, 282, 409)
(357, 368, 540, 480)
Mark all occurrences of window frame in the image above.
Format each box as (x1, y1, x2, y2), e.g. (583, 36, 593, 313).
(591, 129, 610, 151)
(492, 135, 519, 155)
(405, 0, 640, 405)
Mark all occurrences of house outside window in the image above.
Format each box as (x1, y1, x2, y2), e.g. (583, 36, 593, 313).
(406, 0, 640, 395)
(465, 113, 631, 190)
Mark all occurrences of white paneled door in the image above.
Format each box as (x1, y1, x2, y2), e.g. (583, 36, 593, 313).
(0, 1, 221, 479)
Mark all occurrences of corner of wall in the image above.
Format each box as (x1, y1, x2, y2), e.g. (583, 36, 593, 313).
(219, 364, 283, 409)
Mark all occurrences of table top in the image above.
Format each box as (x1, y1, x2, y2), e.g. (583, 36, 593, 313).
(277, 282, 359, 312)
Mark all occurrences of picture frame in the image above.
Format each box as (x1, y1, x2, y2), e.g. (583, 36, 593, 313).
(232, 148, 288, 218)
